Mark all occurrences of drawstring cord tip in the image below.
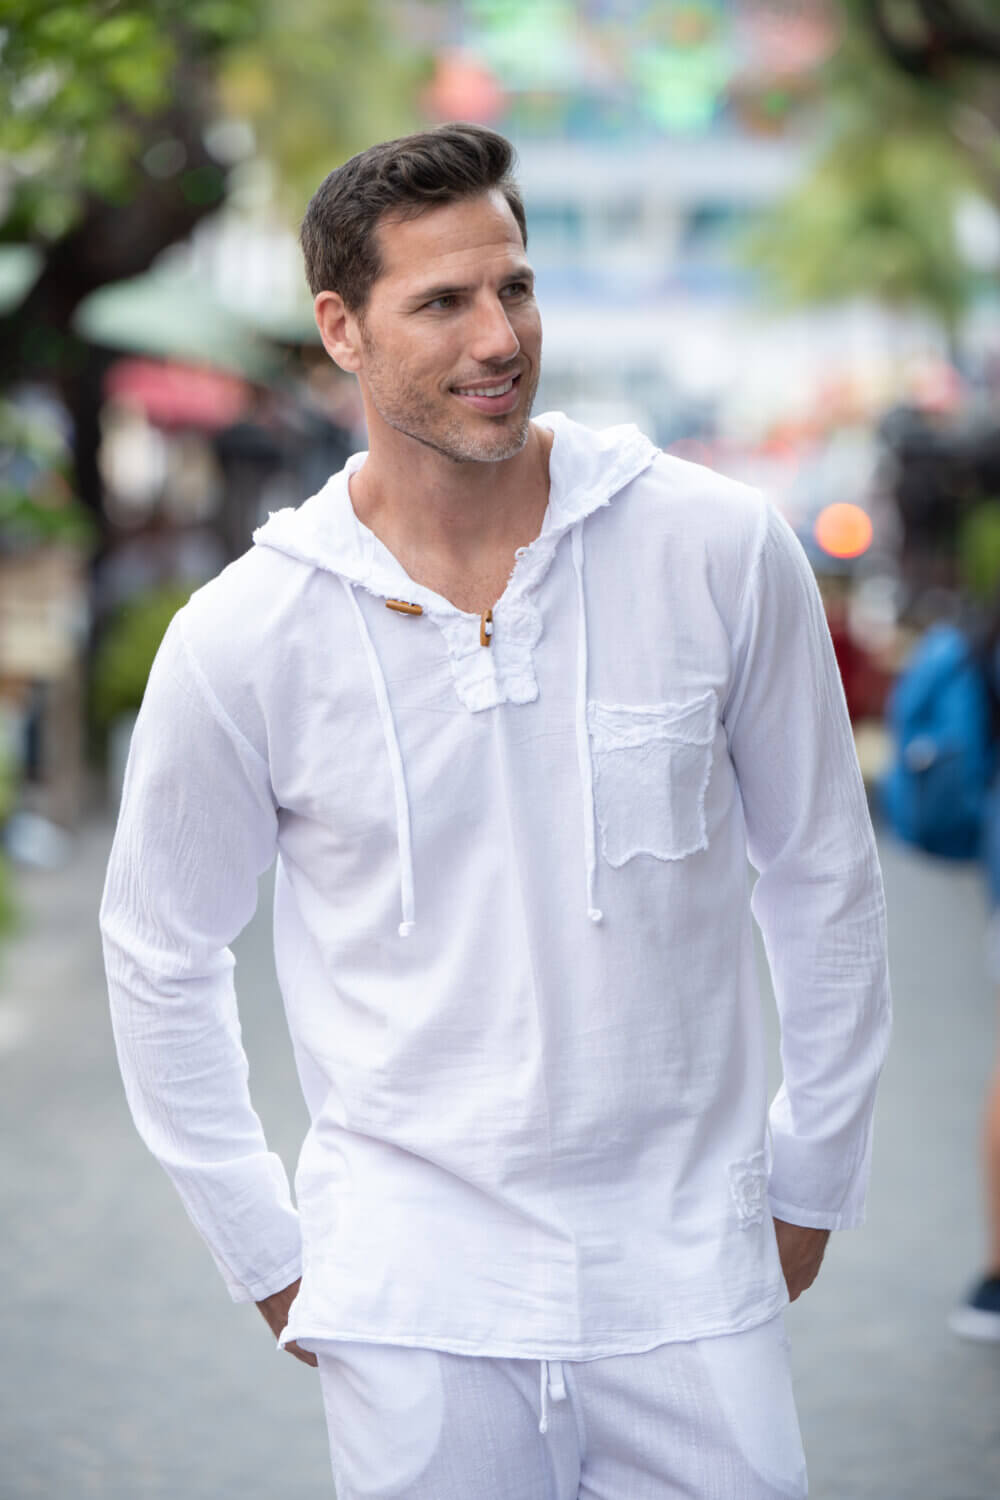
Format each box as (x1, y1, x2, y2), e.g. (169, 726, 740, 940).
(588, 907, 604, 923)
(398, 920, 415, 937)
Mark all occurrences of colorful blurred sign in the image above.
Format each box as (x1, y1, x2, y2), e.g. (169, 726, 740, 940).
(424, 50, 506, 124)
(437, 0, 838, 139)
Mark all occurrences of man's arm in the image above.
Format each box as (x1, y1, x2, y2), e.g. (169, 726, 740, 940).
(100, 612, 302, 1312)
(723, 500, 892, 1258)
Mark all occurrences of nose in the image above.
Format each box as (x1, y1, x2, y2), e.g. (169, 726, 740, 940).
(468, 293, 520, 365)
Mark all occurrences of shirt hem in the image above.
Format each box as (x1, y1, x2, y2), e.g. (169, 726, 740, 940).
(282, 1290, 790, 1361)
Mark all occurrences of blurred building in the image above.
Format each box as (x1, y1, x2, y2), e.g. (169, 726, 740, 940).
(169, 0, 992, 468)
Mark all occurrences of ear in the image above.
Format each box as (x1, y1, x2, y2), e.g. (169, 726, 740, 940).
(314, 290, 365, 374)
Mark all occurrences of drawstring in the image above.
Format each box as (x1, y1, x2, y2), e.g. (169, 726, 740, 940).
(342, 525, 600, 937)
(342, 579, 416, 937)
(538, 1358, 567, 1435)
(571, 524, 603, 925)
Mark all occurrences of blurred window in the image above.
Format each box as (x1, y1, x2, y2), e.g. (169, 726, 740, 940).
(596, 200, 643, 243)
(523, 201, 584, 253)
(681, 202, 749, 254)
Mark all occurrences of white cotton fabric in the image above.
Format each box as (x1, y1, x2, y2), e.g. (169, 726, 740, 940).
(100, 411, 892, 1358)
(310, 1314, 808, 1498)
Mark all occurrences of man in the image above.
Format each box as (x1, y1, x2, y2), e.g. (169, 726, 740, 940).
(101, 124, 892, 1498)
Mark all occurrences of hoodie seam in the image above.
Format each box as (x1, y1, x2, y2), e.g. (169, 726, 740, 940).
(172, 616, 274, 786)
(720, 494, 769, 732)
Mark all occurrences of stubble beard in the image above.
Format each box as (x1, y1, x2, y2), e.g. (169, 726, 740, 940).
(361, 338, 540, 466)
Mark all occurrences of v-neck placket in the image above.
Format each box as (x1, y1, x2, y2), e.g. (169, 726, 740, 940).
(311, 415, 660, 715)
(355, 496, 563, 714)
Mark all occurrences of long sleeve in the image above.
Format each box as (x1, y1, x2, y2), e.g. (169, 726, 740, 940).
(99, 611, 301, 1301)
(724, 501, 892, 1230)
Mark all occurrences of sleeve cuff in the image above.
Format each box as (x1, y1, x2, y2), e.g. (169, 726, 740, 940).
(223, 1251, 304, 1304)
(768, 1192, 865, 1232)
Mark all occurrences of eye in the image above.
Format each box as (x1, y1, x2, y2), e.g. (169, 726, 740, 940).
(501, 280, 531, 298)
(425, 294, 457, 311)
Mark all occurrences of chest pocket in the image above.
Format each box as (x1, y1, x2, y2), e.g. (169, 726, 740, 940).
(587, 691, 717, 866)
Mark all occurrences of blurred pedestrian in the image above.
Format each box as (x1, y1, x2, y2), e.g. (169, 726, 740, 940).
(100, 125, 892, 1498)
(950, 602, 1000, 1341)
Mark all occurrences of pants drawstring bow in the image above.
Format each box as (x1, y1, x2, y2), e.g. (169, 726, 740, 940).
(538, 1358, 567, 1434)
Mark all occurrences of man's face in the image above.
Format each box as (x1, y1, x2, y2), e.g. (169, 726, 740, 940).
(351, 190, 542, 465)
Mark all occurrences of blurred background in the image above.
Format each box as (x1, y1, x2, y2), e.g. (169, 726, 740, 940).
(2, 2, 1000, 1496)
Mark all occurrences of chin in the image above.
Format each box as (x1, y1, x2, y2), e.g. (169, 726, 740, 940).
(461, 426, 531, 464)
(422, 410, 530, 465)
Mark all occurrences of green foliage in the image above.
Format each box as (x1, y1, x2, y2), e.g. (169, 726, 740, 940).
(0, 397, 96, 549)
(740, 0, 994, 338)
(0, 0, 262, 241)
(90, 582, 194, 737)
(958, 500, 1000, 603)
(219, 0, 437, 216)
(742, 130, 978, 333)
(0, 853, 15, 939)
(0, 0, 438, 250)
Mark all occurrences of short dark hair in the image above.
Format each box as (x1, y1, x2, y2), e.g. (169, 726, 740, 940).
(299, 123, 528, 313)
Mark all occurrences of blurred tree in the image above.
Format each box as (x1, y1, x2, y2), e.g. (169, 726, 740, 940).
(866, 0, 1000, 195)
(0, 0, 263, 517)
(958, 500, 1000, 604)
(0, 395, 95, 549)
(742, 0, 1000, 355)
(0, 0, 433, 515)
(868, 0, 1000, 79)
(0, 3, 262, 382)
(220, 0, 434, 222)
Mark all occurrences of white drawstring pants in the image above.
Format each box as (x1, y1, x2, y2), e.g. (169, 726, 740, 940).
(306, 1312, 808, 1498)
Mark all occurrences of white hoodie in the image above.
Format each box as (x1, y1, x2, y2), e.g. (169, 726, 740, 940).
(100, 411, 891, 1360)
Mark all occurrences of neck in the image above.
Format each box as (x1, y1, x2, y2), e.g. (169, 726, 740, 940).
(349, 420, 553, 572)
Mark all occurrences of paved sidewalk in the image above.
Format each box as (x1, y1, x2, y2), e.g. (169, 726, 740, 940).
(1, 812, 998, 1498)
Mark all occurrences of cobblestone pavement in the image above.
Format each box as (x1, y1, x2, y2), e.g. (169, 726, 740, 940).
(1, 812, 998, 1498)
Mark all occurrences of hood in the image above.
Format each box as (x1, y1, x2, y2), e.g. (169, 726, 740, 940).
(251, 411, 659, 606)
(251, 410, 659, 941)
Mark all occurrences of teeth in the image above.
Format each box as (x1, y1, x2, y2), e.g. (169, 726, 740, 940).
(455, 378, 515, 397)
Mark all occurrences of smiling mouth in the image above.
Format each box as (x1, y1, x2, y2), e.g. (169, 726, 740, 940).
(453, 375, 518, 397)
(450, 373, 523, 415)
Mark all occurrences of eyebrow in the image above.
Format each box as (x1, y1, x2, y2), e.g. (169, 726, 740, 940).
(405, 265, 535, 307)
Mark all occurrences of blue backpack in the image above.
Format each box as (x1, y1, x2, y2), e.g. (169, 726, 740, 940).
(880, 623, 997, 859)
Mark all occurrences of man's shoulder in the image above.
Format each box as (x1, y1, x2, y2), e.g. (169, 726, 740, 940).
(168, 526, 325, 704)
(180, 464, 352, 629)
(618, 448, 768, 564)
(186, 535, 294, 611)
(173, 544, 280, 647)
(640, 450, 764, 521)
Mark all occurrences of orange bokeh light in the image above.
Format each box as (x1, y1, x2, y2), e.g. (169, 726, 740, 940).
(813, 503, 873, 559)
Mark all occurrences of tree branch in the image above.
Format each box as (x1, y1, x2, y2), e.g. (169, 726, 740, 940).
(919, 0, 1000, 62)
(866, 0, 939, 77)
(0, 66, 225, 388)
(866, 0, 1000, 77)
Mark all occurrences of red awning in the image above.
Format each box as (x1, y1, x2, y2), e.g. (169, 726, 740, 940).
(104, 357, 252, 431)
